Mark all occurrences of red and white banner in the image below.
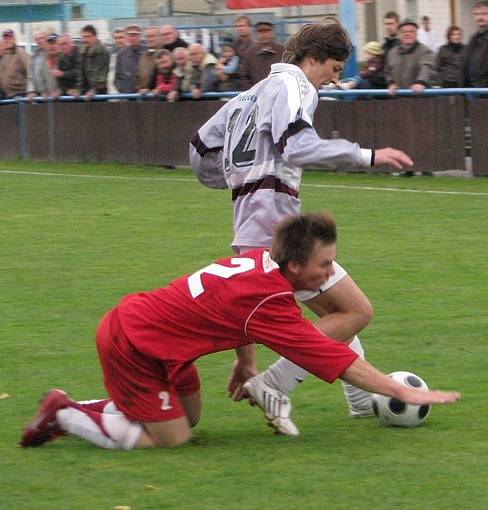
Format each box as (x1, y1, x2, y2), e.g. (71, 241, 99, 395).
(227, 0, 367, 8)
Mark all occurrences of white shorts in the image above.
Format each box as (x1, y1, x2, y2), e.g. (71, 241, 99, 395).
(236, 246, 348, 303)
(294, 261, 348, 302)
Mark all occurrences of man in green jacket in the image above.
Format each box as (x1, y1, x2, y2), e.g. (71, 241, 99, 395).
(80, 24, 110, 97)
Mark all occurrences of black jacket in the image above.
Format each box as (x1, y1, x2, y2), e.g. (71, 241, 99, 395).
(57, 47, 82, 93)
(465, 29, 488, 87)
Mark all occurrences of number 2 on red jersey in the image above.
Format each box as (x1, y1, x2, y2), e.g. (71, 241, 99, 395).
(188, 257, 255, 298)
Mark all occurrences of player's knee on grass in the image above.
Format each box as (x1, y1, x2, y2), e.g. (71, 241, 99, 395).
(179, 391, 201, 428)
(143, 417, 192, 448)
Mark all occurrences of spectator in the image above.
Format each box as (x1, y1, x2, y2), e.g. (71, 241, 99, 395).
(147, 49, 178, 97)
(187, 43, 218, 98)
(80, 24, 110, 97)
(115, 25, 145, 94)
(28, 31, 56, 98)
(232, 15, 254, 60)
(382, 11, 400, 56)
(418, 15, 442, 53)
(215, 40, 240, 92)
(465, 0, 488, 88)
(385, 19, 436, 96)
(436, 26, 467, 88)
(169, 47, 192, 101)
(339, 41, 386, 90)
(44, 33, 61, 96)
(107, 28, 127, 94)
(161, 25, 188, 52)
(137, 26, 162, 91)
(239, 21, 284, 90)
(54, 34, 82, 96)
(0, 28, 29, 98)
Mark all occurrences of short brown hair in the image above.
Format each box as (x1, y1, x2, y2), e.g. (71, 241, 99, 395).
(282, 21, 352, 65)
(384, 11, 400, 21)
(155, 48, 174, 61)
(81, 24, 97, 36)
(234, 15, 251, 26)
(271, 212, 337, 270)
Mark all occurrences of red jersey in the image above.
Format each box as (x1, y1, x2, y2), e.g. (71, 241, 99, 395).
(117, 249, 357, 384)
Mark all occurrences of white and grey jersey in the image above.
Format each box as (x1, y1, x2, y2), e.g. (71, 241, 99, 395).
(190, 63, 372, 249)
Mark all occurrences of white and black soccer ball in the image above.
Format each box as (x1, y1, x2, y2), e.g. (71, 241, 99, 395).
(372, 371, 431, 428)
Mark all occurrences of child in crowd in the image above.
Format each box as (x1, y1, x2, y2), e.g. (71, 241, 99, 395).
(339, 41, 386, 90)
(215, 40, 240, 92)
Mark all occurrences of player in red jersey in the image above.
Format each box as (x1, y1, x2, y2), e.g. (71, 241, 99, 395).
(20, 213, 460, 450)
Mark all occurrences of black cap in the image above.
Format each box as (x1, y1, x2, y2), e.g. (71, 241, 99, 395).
(399, 18, 419, 29)
(255, 21, 273, 31)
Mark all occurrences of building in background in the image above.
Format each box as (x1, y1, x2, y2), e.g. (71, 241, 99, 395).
(0, 0, 481, 59)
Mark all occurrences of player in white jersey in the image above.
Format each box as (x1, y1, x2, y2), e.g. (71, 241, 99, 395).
(190, 21, 414, 435)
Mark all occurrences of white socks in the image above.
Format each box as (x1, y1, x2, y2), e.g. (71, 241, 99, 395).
(56, 400, 142, 450)
(340, 336, 374, 416)
(263, 357, 309, 396)
(263, 336, 373, 415)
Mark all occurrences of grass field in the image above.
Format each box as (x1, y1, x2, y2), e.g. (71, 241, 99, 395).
(1, 160, 487, 510)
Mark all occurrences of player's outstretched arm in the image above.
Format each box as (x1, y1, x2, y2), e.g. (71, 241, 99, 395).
(341, 358, 460, 405)
(374, 148, 414, 170)
(227, 344, 258, 401)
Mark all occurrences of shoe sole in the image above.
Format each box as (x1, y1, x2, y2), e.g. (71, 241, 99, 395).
(19, 389, 71, 447)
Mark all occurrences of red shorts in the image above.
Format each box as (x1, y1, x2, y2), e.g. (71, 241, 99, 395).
(95, 307, 200, 422)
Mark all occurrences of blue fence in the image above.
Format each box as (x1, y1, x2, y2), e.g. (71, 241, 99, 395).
(1, 89, 487, 176)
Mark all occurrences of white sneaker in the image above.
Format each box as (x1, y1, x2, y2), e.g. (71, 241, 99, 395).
(243, 373, 299, 436)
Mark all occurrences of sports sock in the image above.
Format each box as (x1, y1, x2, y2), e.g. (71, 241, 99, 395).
(56, 404, 142, 450)
(263, 357, 310, 396)
(341, 336, 373, 415)
(77, 399, 120, 414)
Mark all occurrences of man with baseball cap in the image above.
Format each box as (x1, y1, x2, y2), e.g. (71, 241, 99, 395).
(115, 25, 145, 93)
(239, 20, 284, 89)
(0, 28, 28, 98)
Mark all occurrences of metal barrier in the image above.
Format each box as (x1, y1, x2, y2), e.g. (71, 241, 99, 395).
(1, 89, 487, 176)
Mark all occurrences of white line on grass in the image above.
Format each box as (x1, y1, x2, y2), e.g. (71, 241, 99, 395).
(1, 169, 487, 197)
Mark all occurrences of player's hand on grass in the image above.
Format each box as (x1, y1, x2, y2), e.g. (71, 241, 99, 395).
(227, 359, 258, 401)
(374, 148, 414, 170)
(397, 386, 461, 406)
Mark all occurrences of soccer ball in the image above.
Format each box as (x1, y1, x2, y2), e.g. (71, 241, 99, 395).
(372, 371, 431, 428)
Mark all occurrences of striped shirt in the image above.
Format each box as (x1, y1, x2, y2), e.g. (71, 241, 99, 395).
(190, 63, 371, 249)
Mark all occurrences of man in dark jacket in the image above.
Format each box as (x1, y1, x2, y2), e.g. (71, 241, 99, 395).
(239, 21, 284, 90)
(465, 1, 488, 87)
(115, 25, 145, 93)
(382, 11, 400, 56)
(161, 25, 188, 52)
(80, 24, 110, 96)
(54, 34, 82, 95)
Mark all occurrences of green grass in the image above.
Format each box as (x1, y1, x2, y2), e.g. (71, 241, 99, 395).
(1, 160, 487, 510)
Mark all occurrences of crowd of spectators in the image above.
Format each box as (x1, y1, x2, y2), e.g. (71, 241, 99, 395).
(1, 1, 487, 101)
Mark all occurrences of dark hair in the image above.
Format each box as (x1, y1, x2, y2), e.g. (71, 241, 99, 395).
(271, 212, 337, 271)
(282, 20, 352, 65)
(155, 48, 174, 61)
(474, 1, 488, 8)
(446, 25, 462, 40)
(82, 24, 97, 36)
(384, 11, 400, 21)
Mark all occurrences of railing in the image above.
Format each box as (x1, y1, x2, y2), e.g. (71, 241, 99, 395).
(1, 89, 487, 176)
